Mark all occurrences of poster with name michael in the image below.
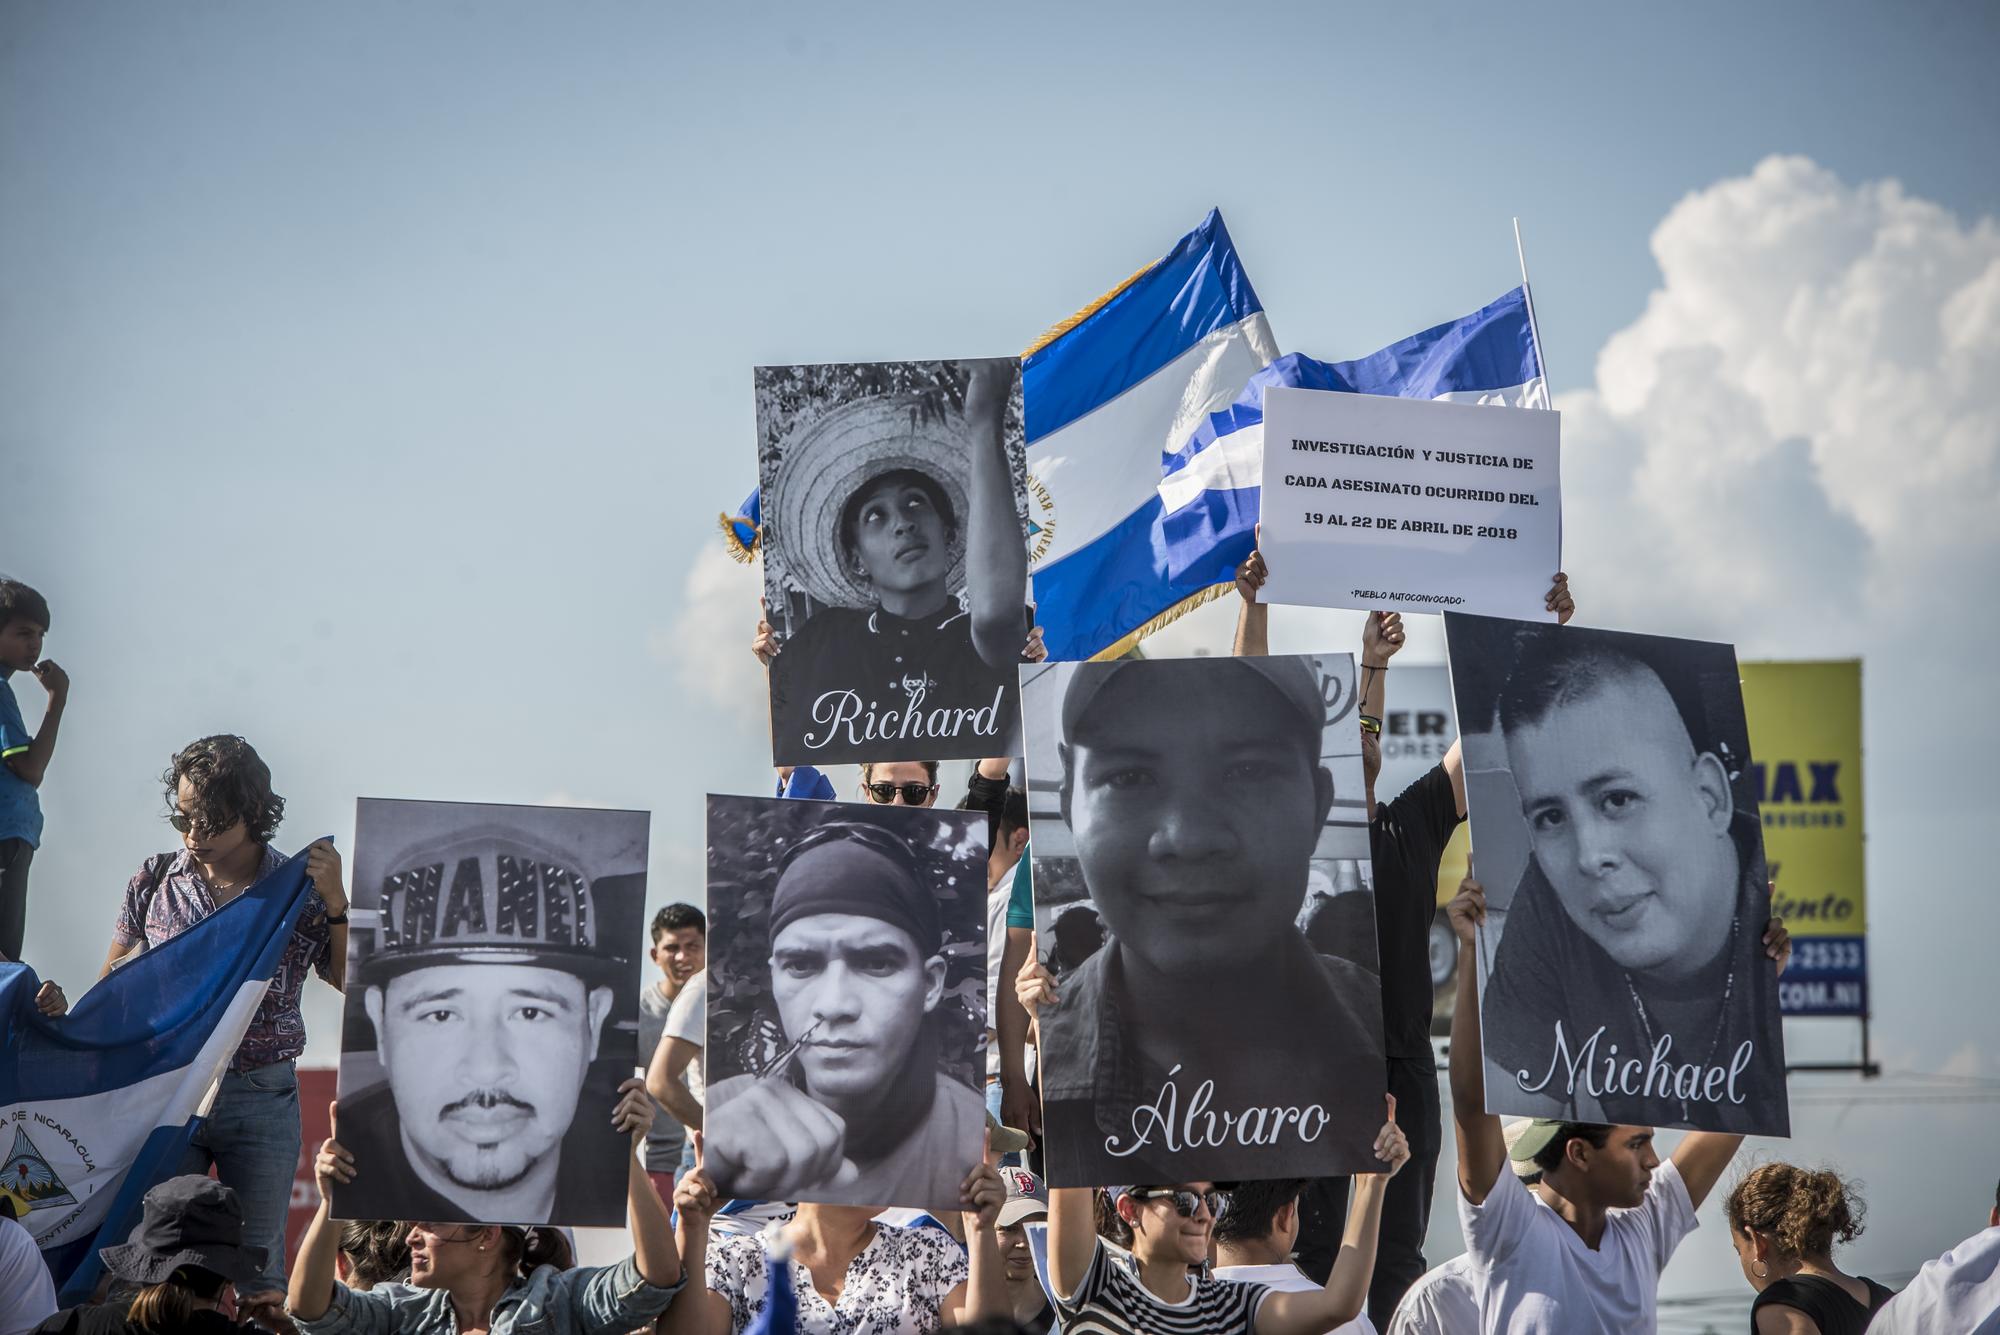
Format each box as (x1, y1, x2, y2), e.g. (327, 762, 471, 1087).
(1445, 613, 1790, 1136)
(1020, 653, 1388, 1186)
(757, 358, 1034, 766)
(1257, 388, 1560, 621)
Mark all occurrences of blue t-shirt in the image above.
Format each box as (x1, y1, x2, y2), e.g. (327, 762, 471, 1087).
(0, 674, 42, 846)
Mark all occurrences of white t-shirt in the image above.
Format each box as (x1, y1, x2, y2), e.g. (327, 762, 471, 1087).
(1869, 1224, 2000, 1334)
(1456, 1158, 1697, 1335)
(1387, 1254, 1478, 1335)
(664, 968, 706, 1105)
(985, 884, 1010, 1078)
(0, 1216, 57, 1335)
(1212, 1261, 1377, 1333)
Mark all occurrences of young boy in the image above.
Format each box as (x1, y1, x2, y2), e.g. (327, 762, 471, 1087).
(0, 579, 66, 963)
(639, 903, 706, 1199)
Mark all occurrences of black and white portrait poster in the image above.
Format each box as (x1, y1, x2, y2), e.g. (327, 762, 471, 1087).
(704, 794, 989, 1214)
(1443, 613, 1790, 1136)
(757, 358, 1033, 766)
(333, 799, 648, 1227)
(1020, 654, 1388, 1187)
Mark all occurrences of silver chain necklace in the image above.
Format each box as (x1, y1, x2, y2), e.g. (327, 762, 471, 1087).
(1622, 911, 1739, 1121)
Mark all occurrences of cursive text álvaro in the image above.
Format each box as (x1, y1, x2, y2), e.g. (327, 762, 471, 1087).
(1104, 1065, 1332, 1159)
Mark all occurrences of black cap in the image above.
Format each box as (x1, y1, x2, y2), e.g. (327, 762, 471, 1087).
(98, 1175, 269, 1285)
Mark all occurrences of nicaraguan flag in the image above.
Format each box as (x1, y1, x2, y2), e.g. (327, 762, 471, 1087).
(0, 847, 318, 1301)
(1157, 285, 1547, 582)
(1023, 210, 1280, 660)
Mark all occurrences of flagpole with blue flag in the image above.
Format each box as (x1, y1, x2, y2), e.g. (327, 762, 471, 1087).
(1156, 285, 1549, 587)
(0, 846, 320, 1301)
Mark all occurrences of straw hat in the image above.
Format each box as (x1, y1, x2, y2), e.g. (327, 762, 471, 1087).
(766, 392, 971, 610)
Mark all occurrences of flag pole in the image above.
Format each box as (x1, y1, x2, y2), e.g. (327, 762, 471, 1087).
(1512, 217, 1550, 403)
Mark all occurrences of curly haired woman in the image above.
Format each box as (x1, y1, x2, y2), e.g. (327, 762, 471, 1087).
(1725, 1163, 1896, 1334)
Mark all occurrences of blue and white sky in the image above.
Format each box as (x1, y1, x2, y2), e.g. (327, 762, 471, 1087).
(6, 2, 1997, 1317)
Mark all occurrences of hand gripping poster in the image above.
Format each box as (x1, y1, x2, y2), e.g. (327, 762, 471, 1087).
(1020, 653, 1388, 1186)
(756, 358, 1035, 766)
(1444, 613, 1790, 1136)
(333, 799, 648, 1227)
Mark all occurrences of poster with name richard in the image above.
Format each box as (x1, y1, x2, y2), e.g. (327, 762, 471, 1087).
(757, 358, 1034, 766)
(1020, 652, 1388, 1186)
(1445, 613, 1790, 1136)
(1257, 388, 1560, 621)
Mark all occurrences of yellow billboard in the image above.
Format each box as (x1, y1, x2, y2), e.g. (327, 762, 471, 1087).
(1740, 659, 1866, 1015)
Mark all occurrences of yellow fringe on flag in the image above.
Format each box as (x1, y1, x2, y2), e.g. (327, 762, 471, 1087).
(1087, 581, 1234, 661)
(718, 514, 758, 563)
(1022, 259, 1158, 359)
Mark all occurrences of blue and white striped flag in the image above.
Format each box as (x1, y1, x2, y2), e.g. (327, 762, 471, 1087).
(0, 847, 318, 1301)
(1024, 210, 1280, 661)
(1157, 285, 1547, 582)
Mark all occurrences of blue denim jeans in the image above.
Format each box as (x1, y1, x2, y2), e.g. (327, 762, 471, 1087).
(177, 1059, 300, 1297)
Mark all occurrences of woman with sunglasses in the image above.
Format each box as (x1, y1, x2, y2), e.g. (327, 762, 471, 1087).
(288, 1083, 684, 1333)
(94, 735, 349, 1324)
(1040, 1098, 1410, 1335)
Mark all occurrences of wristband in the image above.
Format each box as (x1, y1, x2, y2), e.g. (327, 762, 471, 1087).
(1361, 660, 1391, 671)
(1358, 714, 1382, 734)
(325, 912, 349, 926)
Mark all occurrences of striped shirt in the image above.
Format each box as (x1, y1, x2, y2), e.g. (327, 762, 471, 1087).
(1056, 1238, 1269, 1335)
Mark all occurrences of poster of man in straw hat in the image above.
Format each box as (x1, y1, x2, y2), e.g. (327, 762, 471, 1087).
(332, 798, 647, 1227)
(756, 357, 1034, 766)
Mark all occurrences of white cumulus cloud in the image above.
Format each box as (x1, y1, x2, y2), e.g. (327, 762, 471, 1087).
(653, 543, 767, 722)
(1560, 154, 2000, 662)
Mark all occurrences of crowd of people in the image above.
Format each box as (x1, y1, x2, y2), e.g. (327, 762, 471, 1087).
(4, 529, 1997, 1335)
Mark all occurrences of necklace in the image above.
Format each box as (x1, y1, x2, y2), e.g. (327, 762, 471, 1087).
(1622, 911, 1739, 1121)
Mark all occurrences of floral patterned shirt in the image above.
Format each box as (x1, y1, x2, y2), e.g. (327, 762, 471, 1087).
(112, 845, 334, 1071)
(706, 1223, 967, 1335)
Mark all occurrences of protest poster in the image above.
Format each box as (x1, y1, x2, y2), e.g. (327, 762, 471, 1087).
(757, 358, 1034, 766)
(703, 794, 988, 1215)
(333, 799, 648, 1227)
(1020, 653, 1388, 1187)
(1444, 613, 1789, 1135)
(1257, 388, 1560, 620)
(1741, 660, 1867, 1017)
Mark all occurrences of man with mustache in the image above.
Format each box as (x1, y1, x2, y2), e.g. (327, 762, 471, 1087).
(338, 831, 629, 1225)
(703, 818, 987, 1214)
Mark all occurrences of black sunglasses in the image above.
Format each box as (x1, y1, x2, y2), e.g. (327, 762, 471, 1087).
(1130, 1188, 1229, 1219)
(166, 809, 240, 837)
(864, 781, 937, 805)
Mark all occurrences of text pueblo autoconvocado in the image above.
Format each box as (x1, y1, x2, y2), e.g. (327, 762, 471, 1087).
(1284, 438, 1540, 504)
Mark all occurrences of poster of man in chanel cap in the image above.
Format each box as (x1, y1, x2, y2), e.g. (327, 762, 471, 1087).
(333, 799, 648, 1227)
(1019, 653, 1388, 1187)
(703, 794, 988, 1215)
(756, 357, 1035, 766)
(1442, 612, 1790, 1136)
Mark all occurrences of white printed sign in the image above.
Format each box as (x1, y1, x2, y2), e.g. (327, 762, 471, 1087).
(1256, 389, 1560, 620)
